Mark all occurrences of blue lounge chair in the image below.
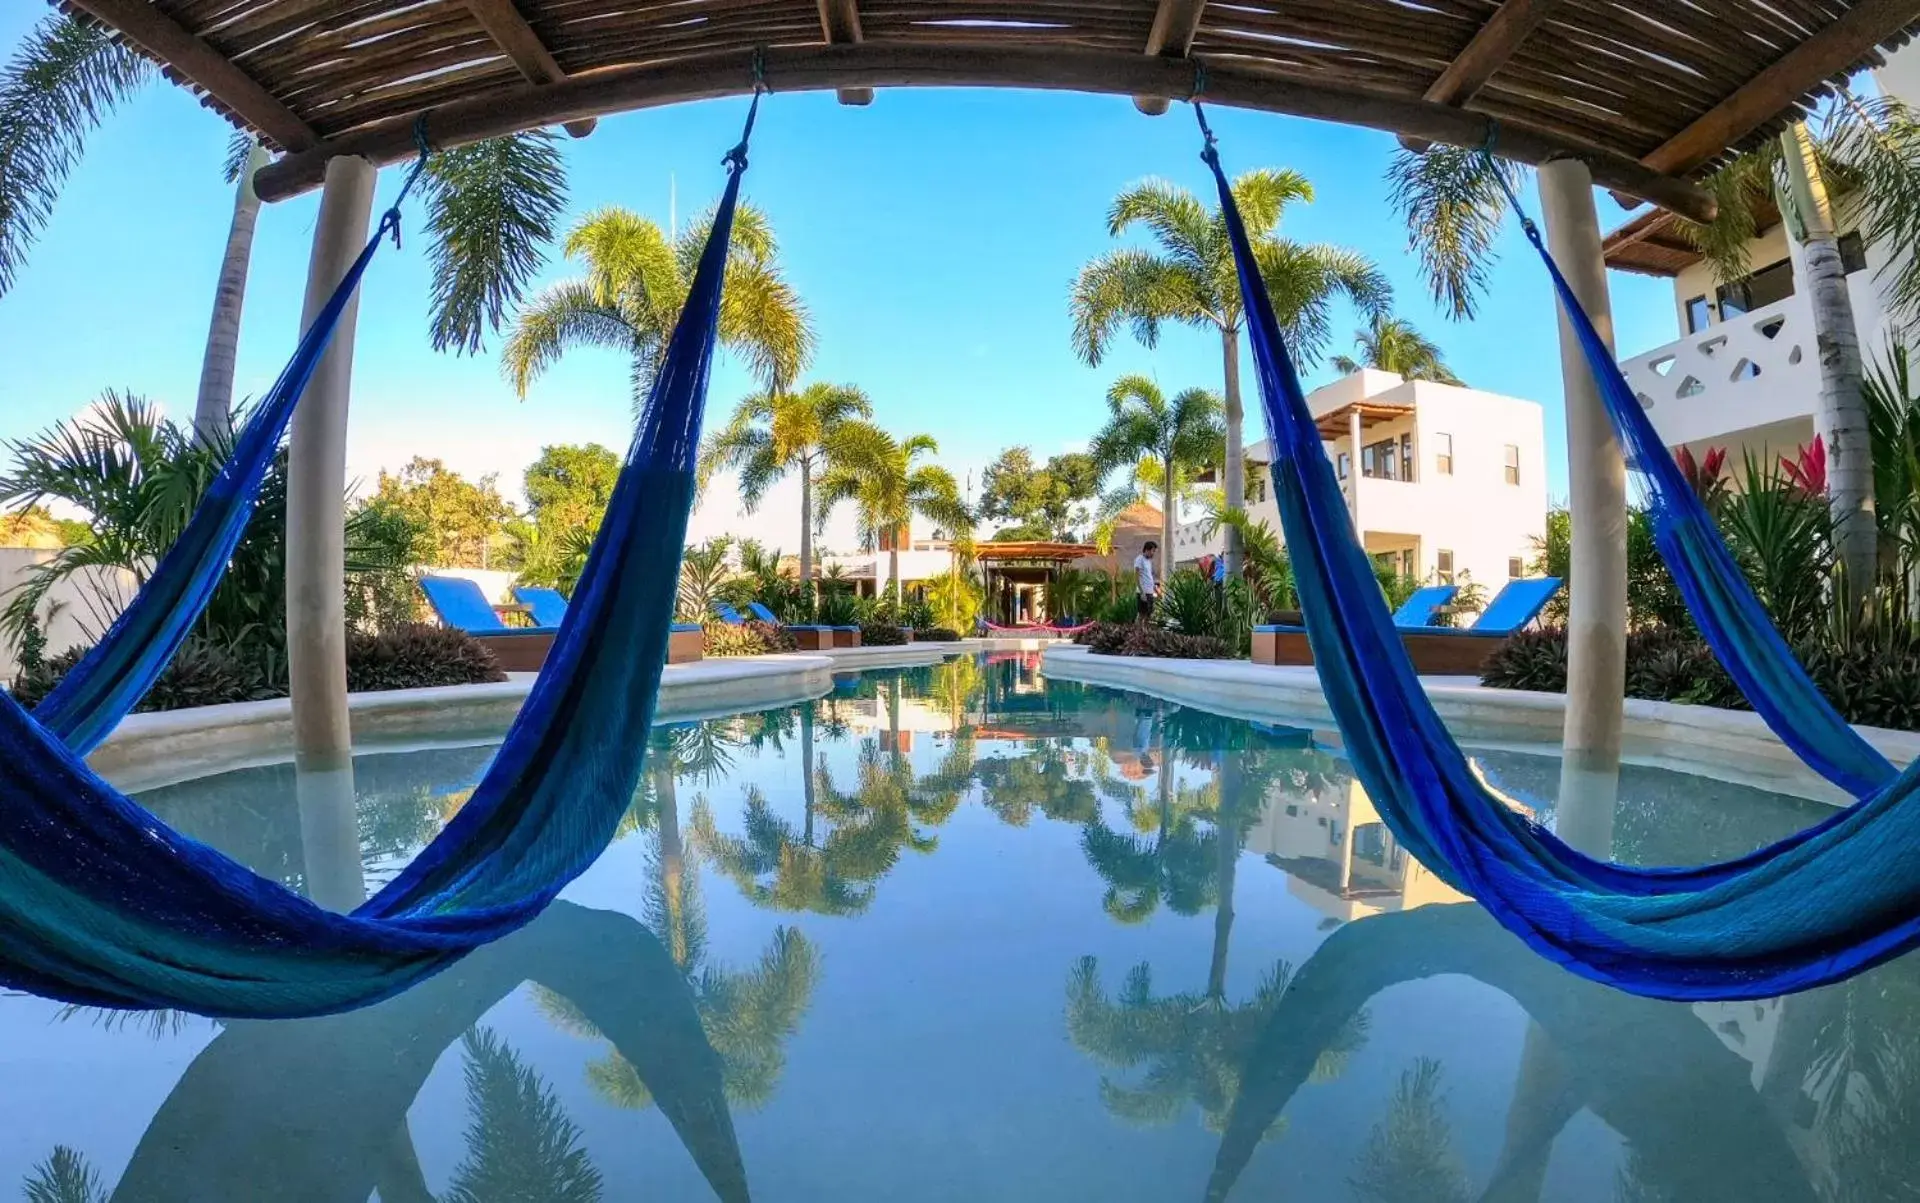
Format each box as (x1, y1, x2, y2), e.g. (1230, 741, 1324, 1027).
(711, 601, 748, 625)
(1392, 584, 1458, 629)
(511, 585, 569, 628)
(419, 576, 558, 671)
(746, 601, 780, 624)
(1254, 576, 1562, 675)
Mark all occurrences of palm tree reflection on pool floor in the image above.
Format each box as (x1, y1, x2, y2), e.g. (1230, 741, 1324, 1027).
(12, 653, 1920, 1200)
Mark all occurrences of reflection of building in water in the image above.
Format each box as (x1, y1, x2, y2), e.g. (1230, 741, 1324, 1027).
(1692, 997, 1784, 1091)
(1249, 773, 1467, 921)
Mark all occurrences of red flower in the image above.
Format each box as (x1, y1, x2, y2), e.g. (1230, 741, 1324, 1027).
(1674, 444, 1729, 503)
(1781, 439, 1827, 496)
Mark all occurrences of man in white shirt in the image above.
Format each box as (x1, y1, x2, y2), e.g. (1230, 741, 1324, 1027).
(1133, 541, 1159, 623)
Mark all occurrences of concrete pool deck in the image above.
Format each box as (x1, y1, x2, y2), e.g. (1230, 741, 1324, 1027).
(1040, 643, 1920, 808)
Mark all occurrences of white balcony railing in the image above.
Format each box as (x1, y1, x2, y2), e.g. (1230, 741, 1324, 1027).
(1617, 294, 1817, 449)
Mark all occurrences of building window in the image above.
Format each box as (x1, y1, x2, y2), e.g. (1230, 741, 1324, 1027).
(1434, 432, 1453, 476)
(1839, 231, 1869, 275)
(1684, 295, 1713, 333)
(1402, 549, 1416, 577)
(1337, 452, 1350, 481)
(1400, 433, 1414, 480)
(1436, 549, 1455, 583)
(1503, 444, 1521, 486)
(1508, 556, 1523, 579)
(1717, 257, 1795, 316)
(1362, 437, 1401, 481)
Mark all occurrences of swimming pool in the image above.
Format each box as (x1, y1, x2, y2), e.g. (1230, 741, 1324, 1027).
(5, 652, 1908, 1200)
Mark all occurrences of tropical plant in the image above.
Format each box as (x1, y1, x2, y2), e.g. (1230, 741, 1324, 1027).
(676, 536, 734, 624)
(504, 203, 812, 414)
(364, 456, 518, 568)
(1072, 170, 1392, 575)
(1348, 1058, 1471, 1203)
(1865, 343, 1920, 576)
(1, 14, 568, 395)
(1719, 451, 1834, 640)
(1066, 955, 1370, 1135)
(444, 1027, 603, 1203)
(1088, 375, 1224, 572)
(1331, 314, 1463, 384)
(817, 426, 971, 603)
(701, 382, 873, 595)
(21, 1146, 107, 1203)
(1202, 501, 1295, 612)
(1156, 568, 1220, 638)
(0, 394, 415, 672)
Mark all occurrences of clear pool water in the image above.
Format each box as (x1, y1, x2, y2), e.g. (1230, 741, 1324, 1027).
(6, 652, 1913, 1201)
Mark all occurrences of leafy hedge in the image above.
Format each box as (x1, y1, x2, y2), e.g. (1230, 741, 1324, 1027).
(705, 621, 799, 658)
(12, 623, 505, 713)
(1482, 625, 1920, 732)
(860, 622, 908, 647)
(913, 627, 962, 642)
(1077, 621, 1233, 660)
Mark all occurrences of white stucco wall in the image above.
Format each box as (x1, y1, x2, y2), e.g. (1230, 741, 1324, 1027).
(0, 549, 138, 684)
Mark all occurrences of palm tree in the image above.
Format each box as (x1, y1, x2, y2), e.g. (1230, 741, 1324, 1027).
(2, 14, 568, 428)
(1088, 375, 1225, 578)
(1331, 315, 1463, 385)
(1348, 1058, 1471, 1203)
(21, 1147, 107, 1203)
(444, 1027, 603, 1203)
(1071, 172, 1392, 576)
(504, 204, 812, 413)
(701, 382, 873, 595)
(817, 426, 972, 604)
(1065, 955, 1369, 1135)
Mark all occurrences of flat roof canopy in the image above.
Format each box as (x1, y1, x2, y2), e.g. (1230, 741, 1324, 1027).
(60, 0, 1920, 220)
(977, 541, 1100, 564)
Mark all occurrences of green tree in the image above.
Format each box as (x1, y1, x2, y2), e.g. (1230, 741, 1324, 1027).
(817, 426, 972, 604)
(504, 204, 813, 414)
(444, 1027, 603, 1203)
(366, 457, 518, 569)
(701, 382, 873, 593)
(1089, 375, 1225, 576)
(1348, 1059, 1470, 1203)
(979, 446, 1104, 541)
(21, 1147, 106, 1203)
(1331, 315, 1463, 384)
(1, 15, 567, 415)
(511, 443, 620, 591)
(1071, 171, 1391, 576)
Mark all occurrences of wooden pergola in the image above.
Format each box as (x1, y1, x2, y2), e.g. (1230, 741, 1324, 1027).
(53, 0, 1920, 802)
(54, 0, 1920, 220)
(977, 540, 1098, 624)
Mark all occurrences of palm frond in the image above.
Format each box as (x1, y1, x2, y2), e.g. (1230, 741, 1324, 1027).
(1229, 168, 1315, 235)
(1069, 249, 1197, 364)
(0, 14, 153, 297)
(1674, 149, 1775, 285)
(718, 255, 814, 389)
(1824, 92, 1920, 324)
(1108, 178, 1215, 270)
(500, 279, 639, 397)
(1386, 145, 1519, 320)
(425, 131, 569, 355)
(22, 1146, 106, 1203)
(221, 130, 255, 185)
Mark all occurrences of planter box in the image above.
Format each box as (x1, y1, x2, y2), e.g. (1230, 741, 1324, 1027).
(1250, 624, 1507, 676)
(833, 626, 863, 649)
(474, 631, 554, 673)
(668, 623, 704, 664)
(790, 625, 835, 651)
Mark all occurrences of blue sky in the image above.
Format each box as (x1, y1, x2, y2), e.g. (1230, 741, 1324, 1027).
(0, 9, 1681, 550)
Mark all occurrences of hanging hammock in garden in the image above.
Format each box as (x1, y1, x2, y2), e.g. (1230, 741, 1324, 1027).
(28, 155, 432, 757)
(1209, 106, 1920, 1000)
(0, 102, 757, 1018)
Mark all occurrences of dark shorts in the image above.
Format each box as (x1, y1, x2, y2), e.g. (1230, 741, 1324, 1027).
(1137, 594, 1155, 621)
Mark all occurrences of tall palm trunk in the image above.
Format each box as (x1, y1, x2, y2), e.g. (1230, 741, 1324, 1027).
(1219, 324, 1246, 579)
(889, 541, 902, 607)
(801, 705, 817, 847)
(194, 139, 269, 443)
(1208, 790, 1238, 1003)
(1160, 454, 1177, 584)
(656, 765, 691, 970)
(799, 460, 815, 613)
(1783, 123, 1875, 586)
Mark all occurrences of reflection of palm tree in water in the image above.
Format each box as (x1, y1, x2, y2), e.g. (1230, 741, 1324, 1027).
(1347, 1058, 1470, 1203)
(443, 1027, 604, 1203)
(548, 734, 820, 1113)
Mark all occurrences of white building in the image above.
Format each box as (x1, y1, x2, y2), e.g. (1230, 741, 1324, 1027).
(1607, 50, 1919, 462)
(1173, 369, 1549, 596)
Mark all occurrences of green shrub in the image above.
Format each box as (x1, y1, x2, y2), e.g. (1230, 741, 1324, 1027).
(816, 589, 860, 628)
(861, 621, 907, 647)
(1082, 621, 1231, 660)
(1097, 593, 1140, 625)
(344, 624, 507, 693)
(1478, 628, 1567, 693)
(1157, 569, 1217, 636)
(704, 621, 797, 658)
(915, 627, 961, 642)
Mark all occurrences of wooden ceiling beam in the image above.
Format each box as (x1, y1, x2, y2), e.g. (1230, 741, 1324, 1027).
(1642, 0, 1920, 176)
(817, 0, 874, 105)
(1133, 0, 1207, 115)
(1399, 0, 1568, 151)
(253, 42, 1715, 220)
(65, 0, 316, 150)
(463, 0, 596, 137)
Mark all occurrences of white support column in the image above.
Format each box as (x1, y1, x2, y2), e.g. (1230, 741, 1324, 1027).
(1347, 408, 1364, 536)
(1538, 158, 1626, 858)
(288, 156, 376, 779)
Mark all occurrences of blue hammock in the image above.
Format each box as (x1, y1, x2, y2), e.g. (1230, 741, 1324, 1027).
(1202, 107, 1920, 1000)
(29, 158, 432, 757)
(0, 102, 757, 1018)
